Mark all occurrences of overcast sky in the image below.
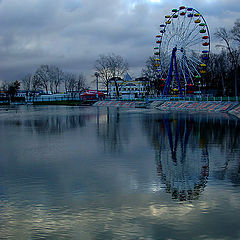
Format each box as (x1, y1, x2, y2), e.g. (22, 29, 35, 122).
(0, 0, 239, 84)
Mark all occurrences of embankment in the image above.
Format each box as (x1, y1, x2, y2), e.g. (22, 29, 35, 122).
(151, 101, 240, 118)
(94, 101, 144, 108)
(94, 100, 240, 118)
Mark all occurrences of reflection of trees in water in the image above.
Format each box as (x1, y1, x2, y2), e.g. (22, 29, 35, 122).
(96, 107, 130, 153)
(194, 115, 240, 185)
(196, 115, 240, 154)
(143, 113, 240, 201)
(3, 114, 87, 134)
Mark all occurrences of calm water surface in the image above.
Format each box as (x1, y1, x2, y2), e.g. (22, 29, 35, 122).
(0, 105, 240, 239)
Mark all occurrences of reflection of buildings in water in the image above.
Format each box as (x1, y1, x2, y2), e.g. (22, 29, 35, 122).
(155, 117, 209, 201)
(95, 107, 130, 153)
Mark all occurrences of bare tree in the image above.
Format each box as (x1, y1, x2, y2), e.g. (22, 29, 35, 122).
(76, 73, 87, 92)
(21, 74, 31, 91)
(141, 56, 158, 81)
(215, 51, 231, 95)
(231, 18, 240, 44)
(206, 52, 231, 95)
(33, 64, 65, 94)
(95, 53, 128, 96)
(215, 27, 240, 96)
(7, 80, 20, 102)
(48, 65, 64, 93)
(1, 81, 9, 93)
(21, 73, 43, 100)
(64, 72, 77, 95)
(0, 80, 19, 101)
(34, 64, 50, 93)
(21, 73, 32, 99)
(31, 74, 42, 100)
(141, 56, 161, 95)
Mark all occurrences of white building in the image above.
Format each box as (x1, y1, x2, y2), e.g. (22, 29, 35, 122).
(109, 73, 149, 99)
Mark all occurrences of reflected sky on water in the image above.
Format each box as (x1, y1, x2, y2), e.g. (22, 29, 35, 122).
(0, 105, 240, 239)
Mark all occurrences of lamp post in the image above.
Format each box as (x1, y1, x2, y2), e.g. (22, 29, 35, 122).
(95, 72, 99, 100)
(198, 80, 201, 96)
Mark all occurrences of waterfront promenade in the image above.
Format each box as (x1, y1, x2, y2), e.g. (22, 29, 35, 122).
(94, 100, 240, 118)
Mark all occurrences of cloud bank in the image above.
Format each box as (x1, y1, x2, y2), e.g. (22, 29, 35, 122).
(0, 0, 239, 83)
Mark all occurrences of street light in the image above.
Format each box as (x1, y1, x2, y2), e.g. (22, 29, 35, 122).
(94, 72, 99, 100)
(198, 80, 201, 96)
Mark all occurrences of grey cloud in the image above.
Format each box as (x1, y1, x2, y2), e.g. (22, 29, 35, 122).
(0, 0, 239, 82)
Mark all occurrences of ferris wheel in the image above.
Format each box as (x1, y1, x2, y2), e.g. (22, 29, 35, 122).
(154, 6, 210, 96)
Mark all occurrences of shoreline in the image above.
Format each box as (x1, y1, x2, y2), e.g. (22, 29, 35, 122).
(1, 100, 239, 119)
(94, 100, 240, 119)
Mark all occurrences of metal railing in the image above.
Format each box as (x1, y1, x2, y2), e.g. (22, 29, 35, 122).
(106, 96, 240, 102)
(26, 96, 81, 102)
(146, 96, 240, 102)
(1, 95, 240, 105)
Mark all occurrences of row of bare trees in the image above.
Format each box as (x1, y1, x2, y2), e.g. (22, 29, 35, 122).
(20, 55, 128, 98)
(211, 19, 240, 96)
(199, 19, 240, 96)
(20, 64, 87, 96)
(1, 54, 128, 99)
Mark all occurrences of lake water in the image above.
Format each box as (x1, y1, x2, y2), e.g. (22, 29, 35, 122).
(0, 105, 240, 240)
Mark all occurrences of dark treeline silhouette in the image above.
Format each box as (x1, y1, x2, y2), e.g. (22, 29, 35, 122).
(193, 19, 240, 96)
(2, 112, 88, 134)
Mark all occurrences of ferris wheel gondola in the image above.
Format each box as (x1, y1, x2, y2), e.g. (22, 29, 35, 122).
(154, 6, 210, 96)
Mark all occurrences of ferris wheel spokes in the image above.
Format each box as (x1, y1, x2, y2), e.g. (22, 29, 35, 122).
(154, 6, 210, 96)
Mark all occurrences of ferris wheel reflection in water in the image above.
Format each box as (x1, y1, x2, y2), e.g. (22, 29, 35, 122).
(152, 116, 209, 201)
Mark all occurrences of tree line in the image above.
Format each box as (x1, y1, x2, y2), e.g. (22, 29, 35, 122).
(22, 65, 87, 95)
(207, 19, 240, 96)
(0, 64, 88, 99)
(1, 54, 128, 99)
